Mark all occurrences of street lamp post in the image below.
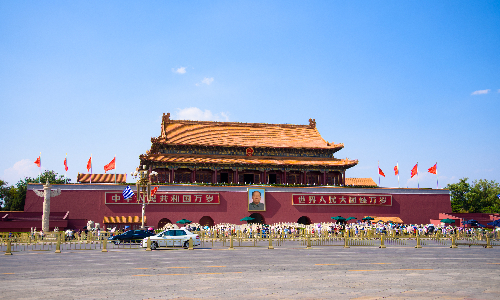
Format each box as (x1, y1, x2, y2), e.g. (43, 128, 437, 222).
(131, 166, 158, 229)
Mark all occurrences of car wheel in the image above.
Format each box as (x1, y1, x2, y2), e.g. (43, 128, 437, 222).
(114, 240, 121, 245)
(183, 241, 189, 248)
(150, 242, 158, 250)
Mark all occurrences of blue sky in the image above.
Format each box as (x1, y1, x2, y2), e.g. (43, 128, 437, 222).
(1, 1, 499, 189)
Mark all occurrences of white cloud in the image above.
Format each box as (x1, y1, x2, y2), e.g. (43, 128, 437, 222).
(471, 89, 490, 95)
(2, 159, 40, 185)
(172, 67, 186, 74)
(196, 77, 214, 86)
(174, 107, 230, 122)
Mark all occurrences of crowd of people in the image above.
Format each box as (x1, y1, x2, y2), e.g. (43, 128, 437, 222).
(159, 221, 491, 238)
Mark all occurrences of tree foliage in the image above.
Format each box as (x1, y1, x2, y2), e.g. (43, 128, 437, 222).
(1, 171, 69, 211)
(447, 178, 500, 213)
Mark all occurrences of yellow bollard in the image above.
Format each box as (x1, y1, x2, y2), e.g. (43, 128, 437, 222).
(450, 236, 457, 248)
(146, 237, 152, 251)
(5, 238, 12, 255)
(306, 235, 312, 249)
(229, 235, 235, 250)
(268, 235, 274, 250)
(102, 238, 108, 252)
(415, 235, 422, 248)
(188, 237, 194, 250)
(344, 235, 350, 248)
(486, 237, 493, 249)
(379, 234, 386, 248)
(55, 234, 61, 253)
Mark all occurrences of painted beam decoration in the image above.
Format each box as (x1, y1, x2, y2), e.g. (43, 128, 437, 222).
(105, 192, 220, 204)
(292, 194, 392, 206)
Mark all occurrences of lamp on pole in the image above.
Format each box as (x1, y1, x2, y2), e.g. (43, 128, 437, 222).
(131, 166, 158, 229)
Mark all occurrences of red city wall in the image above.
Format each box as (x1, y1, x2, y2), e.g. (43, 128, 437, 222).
(23, 184, 451, 229)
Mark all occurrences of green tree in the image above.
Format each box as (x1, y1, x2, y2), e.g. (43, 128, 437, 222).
(447, 178, 471, 213)
(1, 171, 69, 211)
(446, 178, 500, 213)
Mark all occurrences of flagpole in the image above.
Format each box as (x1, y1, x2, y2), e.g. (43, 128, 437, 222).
(436, 162, 438, 189)
(417, 162, 419, 189)
(39, 152, 41, 183)
(65, 153, 67, 184)
(397, 161, 400, 188)
(90, 154, 92, 184)
(115, 155, 117, 184)
(378, 161, 380, 186)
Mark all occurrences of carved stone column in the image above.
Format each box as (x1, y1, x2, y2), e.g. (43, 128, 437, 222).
(33, 180, 61, 233)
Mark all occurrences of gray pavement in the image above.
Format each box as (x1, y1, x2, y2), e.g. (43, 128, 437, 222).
(1, 243, 499, 299)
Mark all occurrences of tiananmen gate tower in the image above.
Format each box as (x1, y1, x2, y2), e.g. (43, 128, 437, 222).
(4, 114, 452, 231)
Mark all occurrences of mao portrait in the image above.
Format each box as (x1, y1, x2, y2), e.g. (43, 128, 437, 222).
(248, 188, 265, 211)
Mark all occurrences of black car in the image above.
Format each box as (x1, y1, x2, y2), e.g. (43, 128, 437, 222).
(108, 230, 156, 244)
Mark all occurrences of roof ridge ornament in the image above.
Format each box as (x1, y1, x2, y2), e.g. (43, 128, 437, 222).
(161, 113, 171, 137)
(309, 118, 316, 129)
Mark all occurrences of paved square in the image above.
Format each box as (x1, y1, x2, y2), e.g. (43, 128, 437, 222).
(1, 243, 499, 299)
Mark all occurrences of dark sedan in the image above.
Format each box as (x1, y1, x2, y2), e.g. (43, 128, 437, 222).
(108, 230, 156, 244)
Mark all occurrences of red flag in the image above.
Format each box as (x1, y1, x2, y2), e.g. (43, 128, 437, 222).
(104, 157, 115, 173)
(378, 167, 385, 177)
(411, 164, 418, 178)
(34, 156, 41, 167)
(151, 186, 159, 197)
(64, 158, 68, 171)
(87, 157, 92, 172)
(428, 163, 437, 174)
(394, 165, 399, 176)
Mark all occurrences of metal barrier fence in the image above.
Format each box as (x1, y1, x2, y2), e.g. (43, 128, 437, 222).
(2, 230, 498, 254)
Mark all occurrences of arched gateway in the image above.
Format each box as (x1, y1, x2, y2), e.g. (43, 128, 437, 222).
(157, 218, 172, 229)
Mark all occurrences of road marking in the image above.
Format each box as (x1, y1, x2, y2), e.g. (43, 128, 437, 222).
(134, 268, 149, 269)
(167, 267, 190, 268)
(206, 266, 226, 267)
(158, 274, 187, 276)
(2, 273, 15, 275)
(132, 275, 152, 276)
(196, 272, 223, 275)
(349, 270, 376, 272)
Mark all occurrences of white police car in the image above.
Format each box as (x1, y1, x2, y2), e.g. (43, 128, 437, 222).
(141, 228, 201, 250)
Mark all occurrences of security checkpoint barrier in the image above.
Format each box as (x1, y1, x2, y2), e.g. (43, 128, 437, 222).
(3, 230, 500, 254)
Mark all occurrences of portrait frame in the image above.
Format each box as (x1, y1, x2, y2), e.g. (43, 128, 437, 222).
(247, 187, 266, 212)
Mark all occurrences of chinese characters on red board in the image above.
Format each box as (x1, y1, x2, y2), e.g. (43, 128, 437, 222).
(105, 192, 220, 204)
(292, 194, 392, 206)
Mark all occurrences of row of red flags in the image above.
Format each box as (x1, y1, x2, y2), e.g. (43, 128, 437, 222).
(378, 163, 437, 178)
(34, 155, 116, 173)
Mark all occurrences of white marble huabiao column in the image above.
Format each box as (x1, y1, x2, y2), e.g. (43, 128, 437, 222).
(33, 180, 61, 233)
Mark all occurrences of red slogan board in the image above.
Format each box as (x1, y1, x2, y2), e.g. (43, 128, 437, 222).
(292, 194, 392, 206)
(105, 192, 220, 204)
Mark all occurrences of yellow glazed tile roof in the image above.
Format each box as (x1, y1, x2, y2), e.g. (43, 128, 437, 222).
(145, 153, 358, 168)
(345, 178, 377, 186)
(157, 115, 343, 149)
(77, 174, 127, 183)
